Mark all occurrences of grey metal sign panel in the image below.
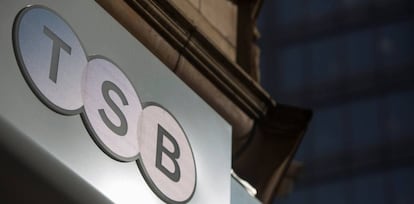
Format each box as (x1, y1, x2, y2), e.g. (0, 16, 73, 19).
(231, 177, 261, 204)
(0, 0, 231, 203)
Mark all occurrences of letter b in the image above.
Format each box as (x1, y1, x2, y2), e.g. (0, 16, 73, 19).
(138, 104, 196, 202)
(155, 124, 181, 182)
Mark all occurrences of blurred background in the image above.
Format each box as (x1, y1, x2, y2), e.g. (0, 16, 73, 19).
(257, 0, 414, 203)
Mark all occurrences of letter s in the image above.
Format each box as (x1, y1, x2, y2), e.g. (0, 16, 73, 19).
(98, 80, 128, 136)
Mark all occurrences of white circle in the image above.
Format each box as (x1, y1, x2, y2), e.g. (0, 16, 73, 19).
(138, 104, 196, 203)
(82, 57, 142, 161)
(13, 6, 87, 114)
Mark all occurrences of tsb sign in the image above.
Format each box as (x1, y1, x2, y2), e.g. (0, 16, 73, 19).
(13, 5, 196, 203)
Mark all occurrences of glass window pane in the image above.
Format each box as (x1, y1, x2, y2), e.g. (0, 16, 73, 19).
(274, 189, 312, 204)
(353, 173, 386, 204)
(379, 21, 413, 67)
(314, 180, 349, 204)
(274, 0, 307, 25)
(347, 30, 375, 77)
(310, 37, 343, 86)
(312, 107, 344, 159)
(350, 99, 380, 150)
(387, 90, 414, 139)
(278, 46, 305, 92)
(308, 0, 337, 18)
(392, 167, 414, 204)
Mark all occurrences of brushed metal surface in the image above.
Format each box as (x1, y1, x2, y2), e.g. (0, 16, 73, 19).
(0, 116, 112, 204)
(231, 177, 261, 204)
(1, 0, 232, 203)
